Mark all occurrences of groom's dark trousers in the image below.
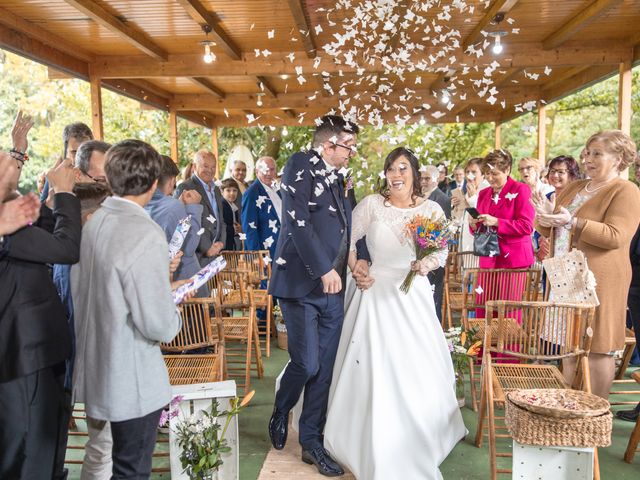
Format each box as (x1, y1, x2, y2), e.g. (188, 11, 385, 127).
(276, 285, 344, 449)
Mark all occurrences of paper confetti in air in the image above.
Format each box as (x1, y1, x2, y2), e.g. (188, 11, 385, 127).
(196, 228, 205, 236)
(275, 257, 287, 265)
(505, 192, 518, 201)
(475, 286, 484, 295)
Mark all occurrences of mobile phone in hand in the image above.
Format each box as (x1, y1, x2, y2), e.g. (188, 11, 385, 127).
(465, 207, 481, 219)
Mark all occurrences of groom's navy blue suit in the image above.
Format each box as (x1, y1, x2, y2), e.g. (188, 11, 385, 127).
(269, 150, 352, 450)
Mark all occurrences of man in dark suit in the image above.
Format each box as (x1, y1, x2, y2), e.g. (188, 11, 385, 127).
(242, 156, 282, 259)
(268, 115, 368, 477)
(421, 165, 452, 323)
(175, 150, 226, 265)
(0, 155, 81, 479)
(449, 165, 467, 194)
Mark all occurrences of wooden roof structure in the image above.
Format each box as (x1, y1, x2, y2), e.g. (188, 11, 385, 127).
(1, 0, 639, 132)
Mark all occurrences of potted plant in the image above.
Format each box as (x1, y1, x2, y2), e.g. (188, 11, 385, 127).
(444, 327, 481, 407)
(171, 390, 255, 480)
(274, 305, 287, 351)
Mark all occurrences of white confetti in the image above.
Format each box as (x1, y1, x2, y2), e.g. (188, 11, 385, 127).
(196, 228, 205, 236)
(263, 236, 274, 249)
(475, 286, 484, 295)
(297, 220, 306, 227)
(275, 257, 287, 265)
(287, 210, 296, 219)
(239, 233, 247, 240)
(505, 192, 518, 201)
(206, 215, 216, 224)
(267, 29, 275, 39)
(248, 222, 257, 229)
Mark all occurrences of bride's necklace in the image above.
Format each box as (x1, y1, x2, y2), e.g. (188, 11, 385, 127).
(584, 177, 615, 193)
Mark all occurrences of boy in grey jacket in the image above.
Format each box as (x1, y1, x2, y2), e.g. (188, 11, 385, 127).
(72, 140, 182, 479)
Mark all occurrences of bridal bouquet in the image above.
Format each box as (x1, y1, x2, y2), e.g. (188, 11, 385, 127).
(399, 213, 456, 294)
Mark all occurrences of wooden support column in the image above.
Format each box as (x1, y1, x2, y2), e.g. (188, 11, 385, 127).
(537, 102, 546, 166)
(212, 127, 220, 178)
(618, 60, 632, 135)
(89, 76, 104, 140)
(169, 108, 179, 163)
(494, 122, 502, 150)
(618, 60, 632, 179)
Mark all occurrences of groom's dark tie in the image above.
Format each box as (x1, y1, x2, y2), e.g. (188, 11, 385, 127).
(330, 176, 348, 277)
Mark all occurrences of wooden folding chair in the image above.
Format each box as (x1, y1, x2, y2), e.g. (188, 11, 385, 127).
(213, 290, 263, 394)
(222, 250, 275, 357)
(610, 328, 640, 406)
(162, 298, 226, 385)
(460, 267, 542, 411)
(624, 371, 640, 463)
(475, 300, 596, 480)
(443, 251, 480, 328)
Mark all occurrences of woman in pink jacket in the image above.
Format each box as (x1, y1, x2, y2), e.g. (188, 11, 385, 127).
(470, 149, 536, 313)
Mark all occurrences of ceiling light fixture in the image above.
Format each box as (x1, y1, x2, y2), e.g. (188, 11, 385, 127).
(200, 24, 217, 64)
(440, 89, 451, 104)
(491, 31, 507, 55)
(256, 93, 264, 107)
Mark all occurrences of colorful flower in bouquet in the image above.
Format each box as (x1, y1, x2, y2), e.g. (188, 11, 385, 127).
(399, 213, 456, 293)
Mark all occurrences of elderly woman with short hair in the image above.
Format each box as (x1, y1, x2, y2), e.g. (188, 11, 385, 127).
(534, 130, 640, 399)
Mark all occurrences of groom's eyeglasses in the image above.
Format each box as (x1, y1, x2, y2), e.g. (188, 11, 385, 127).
(332, 142, 358, 156)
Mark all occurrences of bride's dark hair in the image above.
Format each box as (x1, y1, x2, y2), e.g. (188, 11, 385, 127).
(377, 147, 423, 206)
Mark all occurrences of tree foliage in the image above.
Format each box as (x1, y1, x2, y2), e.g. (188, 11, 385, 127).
(1, 48, 638, 195)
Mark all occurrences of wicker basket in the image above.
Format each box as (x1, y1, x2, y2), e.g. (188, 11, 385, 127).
(508, 388, 610, 419)
(277, 330, 288, 351)
(505, 395, 612, 448)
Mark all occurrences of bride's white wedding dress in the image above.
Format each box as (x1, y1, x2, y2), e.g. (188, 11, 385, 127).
(324, 194, 467, 480)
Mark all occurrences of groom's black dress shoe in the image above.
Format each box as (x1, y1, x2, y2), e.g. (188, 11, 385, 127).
(302, 447, 345, 477)
(615, 402, 640, 423)
(268, 408, 288, 450)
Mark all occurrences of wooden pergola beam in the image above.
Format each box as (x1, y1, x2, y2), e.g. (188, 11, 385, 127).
(90, 76, 104, 141)
(0, 23, 89, 79)
(542, 66, 590, 90)
(62, 0, 168, 60)
(101, 79, 172, 110)
(286, 0, 317, 59)
(175, 0, 241, 60)
(256, 76, 278, 98)
(190, 77, 226, 99)
(90, 44, 632, 78)
(170, 85, 538, 111)
(0, 6, 93, 62)
(543, 0, 622, 50)
(618, 60, 632, 134)
(463, 0, 520, 50)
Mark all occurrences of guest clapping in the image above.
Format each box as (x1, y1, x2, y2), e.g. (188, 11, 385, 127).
(533, 155, 581, 261)
(518, 156, 554, 196)
(534, 130, 640, 399)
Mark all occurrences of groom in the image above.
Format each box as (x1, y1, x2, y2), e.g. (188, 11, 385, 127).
(268, 115, 368, 476)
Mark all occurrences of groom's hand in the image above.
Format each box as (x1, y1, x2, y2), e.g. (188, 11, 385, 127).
(321, 269, 342, 294)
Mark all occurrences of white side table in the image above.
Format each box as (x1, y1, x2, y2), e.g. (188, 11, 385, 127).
(169, 381, 239, 480)
(512, 441, 594, 480)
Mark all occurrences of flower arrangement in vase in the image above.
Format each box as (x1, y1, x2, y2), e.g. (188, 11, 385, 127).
(173, 390, 255, 480)
(444, 327, 482, 407)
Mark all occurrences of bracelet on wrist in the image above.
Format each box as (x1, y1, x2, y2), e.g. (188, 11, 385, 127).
(9, 149, 27, 164)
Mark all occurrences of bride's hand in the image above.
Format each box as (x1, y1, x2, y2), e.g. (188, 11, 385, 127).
(411, 257, 439, 276)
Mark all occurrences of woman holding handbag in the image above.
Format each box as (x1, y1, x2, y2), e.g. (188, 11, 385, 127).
(534, 130, 640, 399)
(470, 149, 536, 269)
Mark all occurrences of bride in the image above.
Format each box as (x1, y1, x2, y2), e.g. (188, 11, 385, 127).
(324, 147, 466, 479)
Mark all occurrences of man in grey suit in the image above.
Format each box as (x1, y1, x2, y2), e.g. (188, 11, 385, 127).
(175, 150, 226, 265)
(421, 165, 452, 323)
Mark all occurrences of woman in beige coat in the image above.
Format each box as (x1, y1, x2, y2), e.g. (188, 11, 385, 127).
(534, 130, 640, 398)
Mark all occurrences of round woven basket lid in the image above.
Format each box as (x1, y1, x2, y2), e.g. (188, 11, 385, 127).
(507, 389, 610, 419)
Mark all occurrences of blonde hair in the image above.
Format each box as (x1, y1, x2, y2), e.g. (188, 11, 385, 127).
(482, 149, 513, 174)
(518, 156, 542, 172)
(586, 130, 637, 171)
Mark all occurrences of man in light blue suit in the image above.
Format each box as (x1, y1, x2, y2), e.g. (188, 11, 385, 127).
(146, 155, 207, 295)
(241, 156, 281, 259)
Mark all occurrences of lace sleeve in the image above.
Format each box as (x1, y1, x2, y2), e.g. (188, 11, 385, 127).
(350, 195, 375, 251)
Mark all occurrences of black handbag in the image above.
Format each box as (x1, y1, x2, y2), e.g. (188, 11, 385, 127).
(473, 226, 500, 257)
